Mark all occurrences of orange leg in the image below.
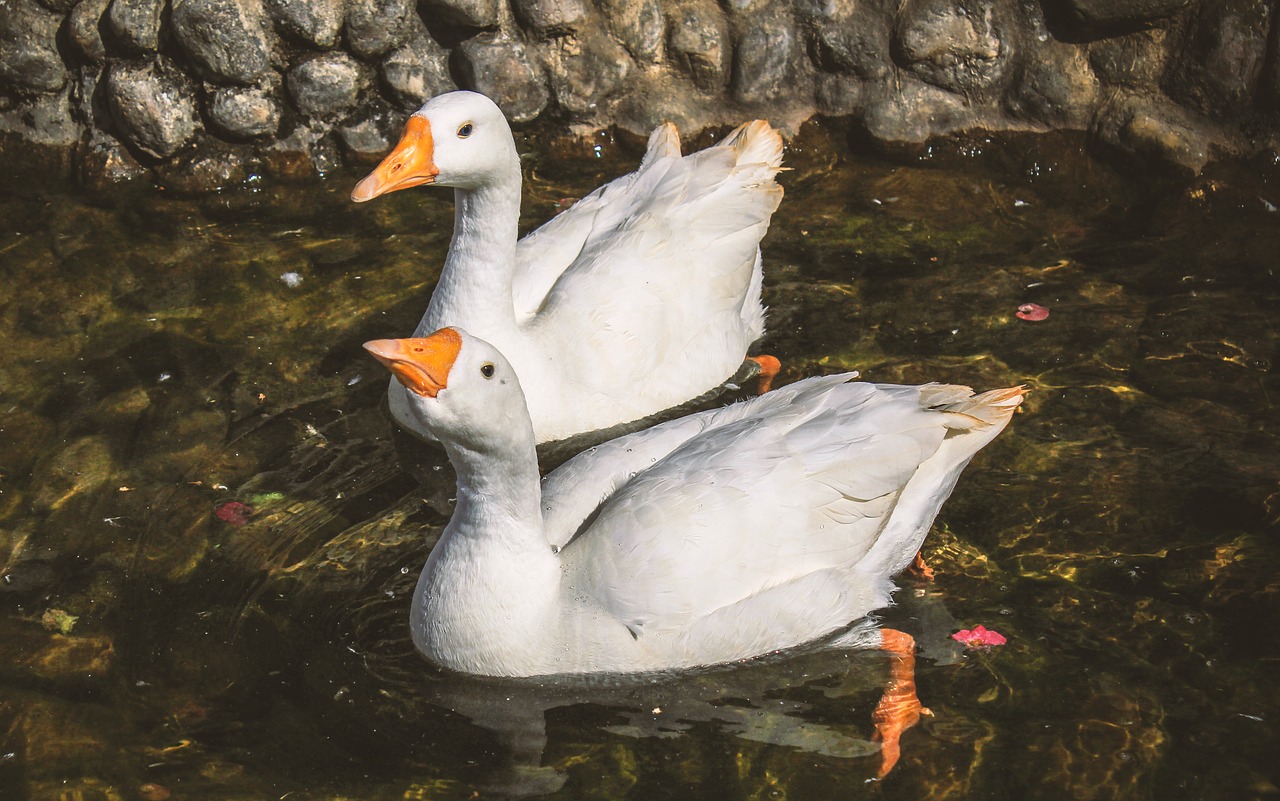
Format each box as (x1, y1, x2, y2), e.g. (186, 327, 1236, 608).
(872, 629, 932, 779)
(908, 551, 936, 580)
(748, 354, 781, 394)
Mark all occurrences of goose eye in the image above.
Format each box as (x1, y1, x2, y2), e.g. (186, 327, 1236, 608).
(457, 123, 473, 138)
(480, 362, 495, 379)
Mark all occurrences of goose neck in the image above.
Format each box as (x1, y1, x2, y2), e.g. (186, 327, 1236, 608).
(444, 437, 544, 538)
(421, 183, 522, 335)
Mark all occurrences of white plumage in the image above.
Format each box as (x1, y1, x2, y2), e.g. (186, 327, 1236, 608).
(364, 327, 1025, 678)
(353, 91, 783, 445)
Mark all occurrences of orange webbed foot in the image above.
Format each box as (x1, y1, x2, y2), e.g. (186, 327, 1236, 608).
(872, 629, 931, 779)
(908, 550, 936, 581)
(748, 354, 781, 394)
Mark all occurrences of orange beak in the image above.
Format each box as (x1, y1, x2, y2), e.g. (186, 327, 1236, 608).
(364, 328, 463, 398)
(351, 116, 440, 202)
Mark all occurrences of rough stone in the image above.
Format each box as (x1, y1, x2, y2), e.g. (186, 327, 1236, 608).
(1093, 93, 1234, 173)
(106, 0, 165, 55)
(1006, 40, 1099, 127)
(666, 0, 731, 92)
(733, 8, 801, 105)
(0, 0, 67, 93)
(0, 86, 78, 145)
(0, 0, 1273, 178)
(862, 76, 976, 143)
(421, 0, 499, 29)
(813, 8, 893, 80)
(258, 122, 318, 177)
(154, 143, 252, 191)
(544, 28, 631, 115)
(512, 0, 588, 34)
(1087, 27, 1169, 88)
(1060, 0, 1193, 36)
(104, 59, 199, 159)
(337, 116, 391, 159)
(28, 435, 115, 514)
(380, 23, 455, 110)
(893, 0, 1011, 98)
(69, 0, 112, 62)
(599, 0, 663, 63)
(172, 0, 274, 85)
(76, 134, 148, 187)
(286, 52, 366, 116)
(345, 0, 415, 59)
(793, 0, 854, 22)
(13, 631, 117, 682)
(1164, 0, 1270, 118)
(265, 0, 345, 49)
(455, 33, 548, 123)
(814, 71, 865, 117)
(208, 85, 282, 138)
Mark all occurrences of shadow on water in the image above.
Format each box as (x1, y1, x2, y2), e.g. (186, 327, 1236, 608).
(1, 123, 1278, 799)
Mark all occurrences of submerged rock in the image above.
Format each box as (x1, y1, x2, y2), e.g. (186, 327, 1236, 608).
(76, 134, 149, 186)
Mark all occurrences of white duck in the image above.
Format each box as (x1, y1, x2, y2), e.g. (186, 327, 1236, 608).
(364, 327, 1026, 678)
(352, 91, 784, 445)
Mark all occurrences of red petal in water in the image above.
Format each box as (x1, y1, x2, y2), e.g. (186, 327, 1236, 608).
(214, 501, 252, 526)
(951, 624, 1008, 649)
(1016, 302, 1050, 321)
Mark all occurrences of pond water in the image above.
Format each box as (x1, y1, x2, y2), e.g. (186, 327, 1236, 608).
(1, 124, 1277, 801)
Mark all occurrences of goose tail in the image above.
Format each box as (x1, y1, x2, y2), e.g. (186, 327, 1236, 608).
(719, 119, 784, 170)
(920, 384, 1027, 430)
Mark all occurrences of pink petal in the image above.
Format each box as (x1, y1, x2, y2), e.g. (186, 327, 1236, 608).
(1016, 303, 1050, 321)
(215, 501, 251, 526)
(951, 624, 1008, 649)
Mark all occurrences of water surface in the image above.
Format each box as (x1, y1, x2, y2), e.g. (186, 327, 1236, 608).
(1, 125, 1277, 800)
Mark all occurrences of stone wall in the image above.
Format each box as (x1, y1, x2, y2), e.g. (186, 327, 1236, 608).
(0, 0, 1276, 188)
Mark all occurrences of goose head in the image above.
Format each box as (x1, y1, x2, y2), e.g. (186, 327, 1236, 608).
(364, 327, 533, 455)
(351, 91, 516, 201)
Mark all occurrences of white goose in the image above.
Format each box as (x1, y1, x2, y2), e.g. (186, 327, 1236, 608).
(364, 327, 1025, 678)
(352, 91, 784, 445)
